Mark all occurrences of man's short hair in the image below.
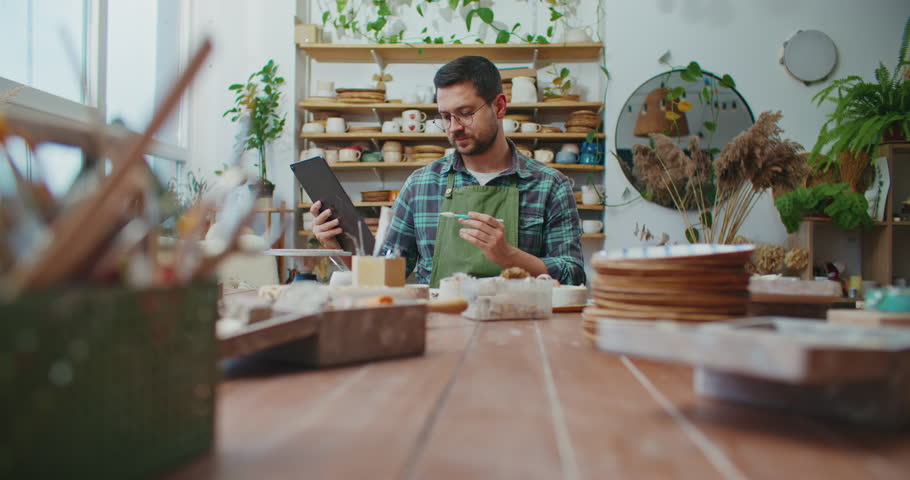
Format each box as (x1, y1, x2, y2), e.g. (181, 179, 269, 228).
(433, 56, 503, 103)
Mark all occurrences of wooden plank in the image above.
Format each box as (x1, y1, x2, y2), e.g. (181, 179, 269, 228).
(535, 315, 727, 479)
(297, 43, 602, 63)
(300, 132, 605, 141)
(408, 320, 571, 479)
(297, 101, 604, 113)
(633, 359, 910, 480)
(164, 317, 476, 480)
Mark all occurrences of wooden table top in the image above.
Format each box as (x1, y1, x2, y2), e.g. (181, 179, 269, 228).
(163, 313, 910, 480)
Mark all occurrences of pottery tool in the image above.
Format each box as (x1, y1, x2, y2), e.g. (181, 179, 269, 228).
(440, 212, 504, 223)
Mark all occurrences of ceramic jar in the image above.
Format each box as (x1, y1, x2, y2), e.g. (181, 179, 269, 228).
(510, 77, 537, 103)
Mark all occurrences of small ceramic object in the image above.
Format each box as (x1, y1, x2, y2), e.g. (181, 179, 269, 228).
(324, 150, 339, 163)
(317, 80, 335, 91)
(362, 152, 383, 162)
(382, 141, 402, 152)
(502, 119, 520, 132)
(402, 109, 427, 122)
(301, 122, 325, 133)
(579, 152, 600, 165)
(401, 119, 425, 133)
(565, 26, 594, 43)
(510, 76, 538, 103)
(581, 184, 604, 205)
(555, 151, 578, 164)
(425, 119, 446, 134)
(520, 122, 542, 133)
(416, 86, 434, 104)
(534, 149, 554, 163)
(402, 92, 419, 104)
(339, 148, 362, 162)
(381, 121, 400, 133)
(582, 220, 604, 234)
(325, 117, 348, 133)
(561, 143, 580, 154)
(383, 151, 403, 163)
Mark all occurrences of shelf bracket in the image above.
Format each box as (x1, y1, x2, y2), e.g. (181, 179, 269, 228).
(371, 107, 382, 125)
(530, 48, 539, 68)
(370, 49, 386, 71)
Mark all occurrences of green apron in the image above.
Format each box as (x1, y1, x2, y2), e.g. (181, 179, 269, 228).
(429, 171, 520, 288)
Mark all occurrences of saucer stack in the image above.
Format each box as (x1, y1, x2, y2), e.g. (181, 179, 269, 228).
(564, 110, 600, 134)
(412, 145, 445, 163)
(335, 88, 386, 104)
(582, 244, 755, 336)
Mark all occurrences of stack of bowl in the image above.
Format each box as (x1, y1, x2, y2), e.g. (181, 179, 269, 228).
(564, 110, 600, 134)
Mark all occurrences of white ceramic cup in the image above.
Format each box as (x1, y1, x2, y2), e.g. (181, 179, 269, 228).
(534, 149, 555, 163)
(520, 122, 542, 133)
(383, 151, 403, 163)
(561, 143, 580, 153)
(581, 184, 604, 205)
(339, 149, 362, 162)
(325, 117, 348, 133)
(324, 150, 339, 163)
(401, 119, 425, 133)
(382, 140, 403, 152)
(502, 119, 520, 132)
(582, 219, 604, 234)
(565, 26, 594, 43)
(381, 121, 400, 133)
(402, 109, 427, 122)
(425, 118, 445, 134)
(317, 80, 335, 92)
(300, 148, 325, 161)
(302, 122, 325, 133)
(416, 86, 434, 104)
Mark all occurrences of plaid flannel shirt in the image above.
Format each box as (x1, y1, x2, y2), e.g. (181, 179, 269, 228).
(381, 141, 586, 285)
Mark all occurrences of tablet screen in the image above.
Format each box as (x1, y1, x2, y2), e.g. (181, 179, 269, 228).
(291, 156, 375, 254)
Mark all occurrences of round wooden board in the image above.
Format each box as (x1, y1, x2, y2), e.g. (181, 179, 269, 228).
(336, 87, 386, 93)
(592, 264, 749, 277)
(592, 298, 748, 315)
(593, 282, 749, 294)
(583, 307, 738, 322)
(593, 273, 750, 287)
(337, 98, 385, 104)
(591, 291, 749, 307)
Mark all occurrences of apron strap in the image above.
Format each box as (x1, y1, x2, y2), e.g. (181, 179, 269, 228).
(445, 171, 455, 198)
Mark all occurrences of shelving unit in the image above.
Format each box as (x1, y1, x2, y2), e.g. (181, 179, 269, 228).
(296, 40, 607, 251)
(786, 142, 909, 286)
(299, 230, 606, 240)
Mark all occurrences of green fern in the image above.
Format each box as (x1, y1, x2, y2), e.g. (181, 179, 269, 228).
(809, 16, 910, 172)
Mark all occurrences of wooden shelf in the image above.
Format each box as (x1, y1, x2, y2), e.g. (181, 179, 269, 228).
(299, 202, 391, 208)
(297, 42, 603, 63)
(577, 204, 604, 210)
(299, 231, 605, 239)
(312, 161, 603, 172)
(298, 101, 604, 113)
(894, 221, 910, 226)
(300, 132, 605, 141)
(802, 217, 890, 227)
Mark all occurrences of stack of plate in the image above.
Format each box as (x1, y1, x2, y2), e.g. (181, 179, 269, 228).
(336, 88, 386, 104)
(412, 145, 445, 162)
(564, 110, 600, 134)
(349, 125, 381, 133)
(583, 244, 755, 335)
(361, 190, 391, 202)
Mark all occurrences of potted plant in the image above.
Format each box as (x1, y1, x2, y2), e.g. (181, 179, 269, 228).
(223, 59, 287, 200)
(774, 182, 873, 234)
(542, 65, 579, 102)
(808, 16, 910, 173)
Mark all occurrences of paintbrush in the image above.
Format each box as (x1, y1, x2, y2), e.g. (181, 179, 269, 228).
(440, 211, 504, 223)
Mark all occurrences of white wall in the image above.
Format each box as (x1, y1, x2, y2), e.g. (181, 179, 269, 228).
(186, 0, 910, 262)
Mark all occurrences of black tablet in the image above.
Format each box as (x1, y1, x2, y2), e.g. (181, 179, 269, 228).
(291, 156, 375, 254)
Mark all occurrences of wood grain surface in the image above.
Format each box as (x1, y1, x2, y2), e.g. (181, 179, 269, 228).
(161, 313, 910, 480)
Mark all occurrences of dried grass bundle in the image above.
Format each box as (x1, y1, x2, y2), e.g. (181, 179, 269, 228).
(632, 111, 807, 244)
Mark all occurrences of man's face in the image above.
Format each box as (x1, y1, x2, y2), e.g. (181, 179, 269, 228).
(436, 81, 500, 156)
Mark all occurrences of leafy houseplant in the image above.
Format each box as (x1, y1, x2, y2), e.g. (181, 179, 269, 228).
(542, 65, 573, 98)
(774, 183, 873, 233)
(223, 59, 287, 196)
(808, 16, 910, 172)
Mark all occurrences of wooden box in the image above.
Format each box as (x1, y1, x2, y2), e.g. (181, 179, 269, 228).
(353, 256, 406, 287)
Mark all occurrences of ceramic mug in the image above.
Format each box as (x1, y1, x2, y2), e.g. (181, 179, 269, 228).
(382, 140, 402, 152)
(300, 148, 325, 161)
(561, 143, 580, 154)
(520, 122, 542, 133)
(581, 184, 604, 205)
(502, 119, 520, 132)
(339, 148, 362, 162)
(425, 119, 445, 134)
(582, 219, 604, 234)
(325, 117, 348, 133)
(579, 152, 600, 165)
(402, 109, 427, 122)
(565, 26, 594, 43)
(381, 121, 400, 133)
(324, 150, 339, 163)
(302, 122, 325, 133)
(555, 151, 578, 164)
(362, 152, 383, 163)
(416, 86, 434, 104)
(383, 151, 403, 163)
(402, 119, 425, 133)
(518, 149, 533, 158)
(534, 149, 555, 163)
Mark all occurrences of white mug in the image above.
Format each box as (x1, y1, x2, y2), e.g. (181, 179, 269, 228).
(383, 151, 403, 163)
(534, 149, 554, 163)
(425, 119, 445, 134)
(325, 117, 348, 133)
(565, 26, 594, 43)
(382, 121, 400, 133)
(520, 122, 542, 133)
(324, 150, 339, 163)
(581, 184, 604, 205)
(301, 122, 325, 133)
(502, 119, 520, 132)
(339, 149, 362, 162)
(382, 140, 403, 152)
(401, 119, 425, 133)
(402, 109, 427, 122)
(416, 86, 434, 104)
(300, 148, 325, 161)
(582, 219, 604, 234)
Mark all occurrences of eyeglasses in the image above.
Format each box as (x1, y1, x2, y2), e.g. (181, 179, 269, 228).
(436, 102, 488, 128)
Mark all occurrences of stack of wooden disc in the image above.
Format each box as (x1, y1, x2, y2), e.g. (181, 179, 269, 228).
(335, 88, 386, 104)
(349, 125, 381, 133)
(582, 244, 755, 335)
(361, 190, 391, 202)
(564, 110, 600, 133)
(540, 126, 563, 133)
(412, 144, 445, 162)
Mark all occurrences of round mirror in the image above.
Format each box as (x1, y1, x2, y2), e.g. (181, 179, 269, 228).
(614, 70, 755, 209)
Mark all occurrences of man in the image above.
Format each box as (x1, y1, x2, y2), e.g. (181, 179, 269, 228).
(311, 55, 585, 287)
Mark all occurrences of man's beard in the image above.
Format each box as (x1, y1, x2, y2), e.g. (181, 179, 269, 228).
(450, 121, 499, 156)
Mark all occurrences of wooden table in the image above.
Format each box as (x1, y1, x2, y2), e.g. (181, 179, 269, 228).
(163, 313, 910, 479)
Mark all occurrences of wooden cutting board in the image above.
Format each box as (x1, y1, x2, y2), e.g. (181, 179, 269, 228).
(594, 316, 910, 427)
